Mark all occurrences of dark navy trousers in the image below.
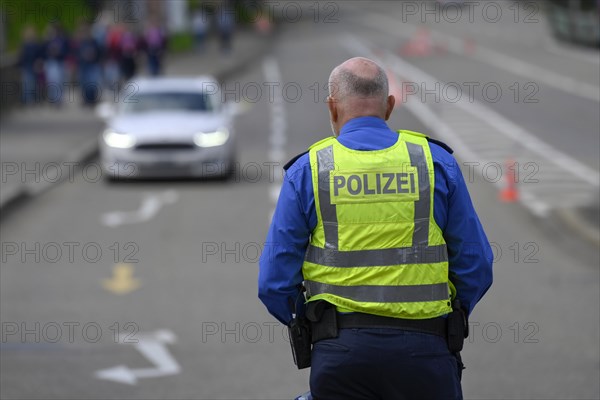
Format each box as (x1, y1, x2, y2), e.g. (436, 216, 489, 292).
(310, 328, 463, 400)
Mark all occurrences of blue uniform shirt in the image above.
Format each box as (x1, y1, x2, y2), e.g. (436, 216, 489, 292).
(259, 116, 493, 325)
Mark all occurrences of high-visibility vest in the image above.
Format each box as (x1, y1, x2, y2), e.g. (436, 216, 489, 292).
(302, 130, 454, 319)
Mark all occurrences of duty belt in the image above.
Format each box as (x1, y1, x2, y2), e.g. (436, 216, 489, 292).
(306, 301, 448, 343)
(336, 312, 447, 338)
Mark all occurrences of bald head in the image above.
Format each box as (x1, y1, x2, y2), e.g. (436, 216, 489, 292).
(329, 57, 389, 102)
(326, 57, 395, 136)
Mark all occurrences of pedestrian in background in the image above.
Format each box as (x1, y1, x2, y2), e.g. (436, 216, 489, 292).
(72, 22, 102, 106)
(217, 2, 235, 54)
(18, 26, 42, 105)
(192, 7, 209, 53)
(142, 19, 166, 76)
(91, 15, 109, 59)
(92, 14, 115, 91)
(259, 57, 493, 399)
(104, 23, 125, 91)
(42, 23, 69, 106)
(119, 26, 139, 82)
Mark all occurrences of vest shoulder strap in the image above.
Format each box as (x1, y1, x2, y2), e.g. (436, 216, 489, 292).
(398, 129, 429, 144)
(308, 136, 336, 151)
(427, 137, 454, 154)
(285, 136, 336, 171)
(283, 151, 308, 171)
(398, 129, 453, 154)
(398, 129, 428, 138)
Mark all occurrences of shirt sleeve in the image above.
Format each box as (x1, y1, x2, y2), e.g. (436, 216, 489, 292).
(258, 164, 313, 325)
(444, 158, 494, 316)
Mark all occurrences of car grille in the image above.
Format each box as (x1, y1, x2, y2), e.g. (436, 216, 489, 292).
(135, 143, 196, 151)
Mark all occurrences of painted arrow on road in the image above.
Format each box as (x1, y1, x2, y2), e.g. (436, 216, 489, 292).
(102, 263, 141, 295)
(95, 330, 180, 385)
(100, 190, 179, 228)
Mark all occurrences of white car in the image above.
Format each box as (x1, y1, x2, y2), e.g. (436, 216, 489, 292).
(99, 77, 236, 180)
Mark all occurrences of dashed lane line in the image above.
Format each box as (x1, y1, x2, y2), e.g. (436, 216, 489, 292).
(263, 57, 287, 222)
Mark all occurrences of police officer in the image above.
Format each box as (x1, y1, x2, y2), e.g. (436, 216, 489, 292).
(258, 57, 493, 399)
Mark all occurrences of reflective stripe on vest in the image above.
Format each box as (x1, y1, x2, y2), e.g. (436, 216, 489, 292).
(316, 145, 338, 249)
(302, 130, 452, 318)
(305, 244, 448, 267)
(304, 281, 450, 303)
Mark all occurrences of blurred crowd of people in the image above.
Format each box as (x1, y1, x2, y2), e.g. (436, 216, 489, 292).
(17, 19, 167, 107)
(192, 4, 236, 54)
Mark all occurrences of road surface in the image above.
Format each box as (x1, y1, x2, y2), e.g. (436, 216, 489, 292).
(1, 2, 598, 399)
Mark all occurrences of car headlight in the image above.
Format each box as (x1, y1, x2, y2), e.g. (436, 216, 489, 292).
(193, 128, 229, 148)
(103, 130, 136, 149)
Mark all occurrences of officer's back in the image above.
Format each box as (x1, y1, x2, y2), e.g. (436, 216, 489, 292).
(259, 57, 493, 400)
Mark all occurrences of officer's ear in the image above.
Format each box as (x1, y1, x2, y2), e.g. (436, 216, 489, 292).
(384, 95, 395, 121)
(327, 96, 338, 123)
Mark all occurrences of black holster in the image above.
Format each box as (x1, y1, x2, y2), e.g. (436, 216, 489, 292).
(306, 300, 338, 343)
(447, 300, 468, 353)
(288, 316, 312, 369)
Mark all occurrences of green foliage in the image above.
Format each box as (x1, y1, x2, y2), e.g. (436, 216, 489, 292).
(168, 32, 194, 53)
(1, 0, 92, 52)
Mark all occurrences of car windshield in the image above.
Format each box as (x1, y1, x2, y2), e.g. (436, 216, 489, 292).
(121, 91, 215, 113)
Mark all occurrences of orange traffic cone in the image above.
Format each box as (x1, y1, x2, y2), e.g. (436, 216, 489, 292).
(499, 159, 519, 202)
(400, 28, 433, 57)
(256, 16, 272, 35)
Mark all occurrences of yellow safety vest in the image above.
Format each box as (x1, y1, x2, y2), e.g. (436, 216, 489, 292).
(302, 130, 454, 319)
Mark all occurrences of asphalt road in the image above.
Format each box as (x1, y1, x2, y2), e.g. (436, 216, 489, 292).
(1, 2, 599, 399)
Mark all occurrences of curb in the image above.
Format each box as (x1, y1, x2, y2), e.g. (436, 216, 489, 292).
(214, 31, 277, 85)
(0, 30, 277, 217)
(0, 138, 99, 217)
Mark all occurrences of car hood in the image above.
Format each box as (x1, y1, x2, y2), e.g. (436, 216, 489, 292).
(108, 111, 227, 142)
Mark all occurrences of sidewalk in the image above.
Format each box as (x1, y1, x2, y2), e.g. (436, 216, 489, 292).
(0, 29, 275, 215)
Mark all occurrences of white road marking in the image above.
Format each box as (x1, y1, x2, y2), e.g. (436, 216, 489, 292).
(361, 12, 600, 103)
(95, 330, 180, 385)
(343, 36, 599, 217)
(375, 39, 599, 187)
(458, 16, 600, 67)
(542, 41, 600, 67)
(263, 57, 287, 222)
(470, 46, 600, 103)
(100, 190, 179, 227)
